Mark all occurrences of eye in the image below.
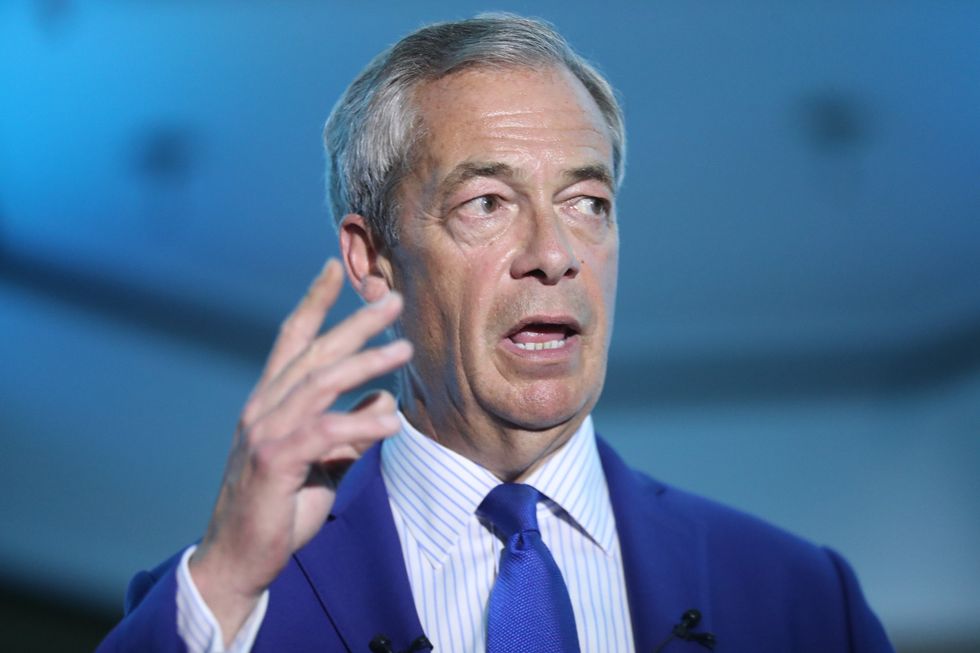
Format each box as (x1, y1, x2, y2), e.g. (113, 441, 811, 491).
(569, 196, 610, 218)
(459, 194, 503, 217)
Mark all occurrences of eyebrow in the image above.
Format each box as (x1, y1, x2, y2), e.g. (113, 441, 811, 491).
(435, 160, 615, 207)
(437, 161, 516, 201)
(562, 164, 615, 191)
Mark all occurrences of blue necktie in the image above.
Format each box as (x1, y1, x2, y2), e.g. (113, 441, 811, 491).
(478, 483, 580, 653)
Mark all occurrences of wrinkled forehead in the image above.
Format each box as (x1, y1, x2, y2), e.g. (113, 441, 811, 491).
(408, 64, 615, 181)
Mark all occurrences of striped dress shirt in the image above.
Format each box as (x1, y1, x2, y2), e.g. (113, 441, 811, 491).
(382, 412, 635, 653)
(175, 412, 635, 652)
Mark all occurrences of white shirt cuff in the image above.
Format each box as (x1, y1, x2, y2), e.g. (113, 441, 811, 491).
(175, 545, 269, 653)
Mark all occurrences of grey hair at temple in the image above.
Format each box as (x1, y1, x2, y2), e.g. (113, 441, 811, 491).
(323, 13, 627, 247)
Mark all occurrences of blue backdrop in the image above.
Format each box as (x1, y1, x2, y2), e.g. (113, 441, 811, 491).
(1, 3, 978, 649)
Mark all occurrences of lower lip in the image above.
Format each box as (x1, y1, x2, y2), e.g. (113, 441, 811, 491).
(500, 334, 580, 360)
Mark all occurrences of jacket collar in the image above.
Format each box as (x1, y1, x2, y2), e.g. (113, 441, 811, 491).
(293, 443, 426, 653)
(597, 436, 712, 653)
(293, 435, 711, 653)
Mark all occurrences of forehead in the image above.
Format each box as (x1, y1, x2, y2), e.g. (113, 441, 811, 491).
(411, 65, 614, 171)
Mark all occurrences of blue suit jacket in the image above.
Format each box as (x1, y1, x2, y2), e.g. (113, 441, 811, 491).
(98, 438, 894, 652)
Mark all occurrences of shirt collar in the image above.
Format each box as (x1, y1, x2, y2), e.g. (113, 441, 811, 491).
(380, 411, 615, 568)
(522, 415, 615, 555)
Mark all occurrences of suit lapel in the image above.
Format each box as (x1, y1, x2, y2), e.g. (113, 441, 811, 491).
(291, 434, 709, 652)
(598, 437, 712, 653)
(294, 444, 426, 652)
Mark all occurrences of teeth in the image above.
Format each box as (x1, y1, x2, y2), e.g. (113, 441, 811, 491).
(514, 338, 567, 351)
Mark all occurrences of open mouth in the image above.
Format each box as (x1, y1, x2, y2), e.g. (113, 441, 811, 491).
(504, 317, 581, 353)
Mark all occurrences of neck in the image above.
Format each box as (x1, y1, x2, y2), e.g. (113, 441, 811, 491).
(400, 391, 585, 482)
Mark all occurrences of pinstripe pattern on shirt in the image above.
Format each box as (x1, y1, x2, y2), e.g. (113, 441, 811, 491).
(382, 413, 635, 653)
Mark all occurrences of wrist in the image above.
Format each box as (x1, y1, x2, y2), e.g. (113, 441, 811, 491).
(188, 546, 263, 646)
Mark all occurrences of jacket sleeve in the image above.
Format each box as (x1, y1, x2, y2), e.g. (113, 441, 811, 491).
(96, 552, 187, 653)
(824, 547, 895, 653)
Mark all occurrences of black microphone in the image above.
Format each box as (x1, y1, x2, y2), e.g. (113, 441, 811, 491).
(369, 634, 393, 653)
(652, 609, 716, 652)
(369, 633, 433, 653)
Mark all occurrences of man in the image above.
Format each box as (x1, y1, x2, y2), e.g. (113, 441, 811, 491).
(98, 14, 894, 653)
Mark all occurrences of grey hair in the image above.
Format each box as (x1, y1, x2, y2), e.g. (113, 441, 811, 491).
(323, 13, 626, 246)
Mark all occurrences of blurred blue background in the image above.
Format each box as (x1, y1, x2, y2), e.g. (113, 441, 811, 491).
(1, 2, 978, 650)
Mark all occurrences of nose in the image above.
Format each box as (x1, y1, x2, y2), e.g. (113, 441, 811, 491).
(509, 208, 580, 284)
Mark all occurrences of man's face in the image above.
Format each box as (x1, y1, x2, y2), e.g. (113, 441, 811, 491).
(390, 65, 618, 435)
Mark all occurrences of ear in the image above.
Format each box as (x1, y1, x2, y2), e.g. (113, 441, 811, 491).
(339, 214, 394, 303)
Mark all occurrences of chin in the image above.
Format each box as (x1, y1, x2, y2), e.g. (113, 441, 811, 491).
(491, 382, 594, 432)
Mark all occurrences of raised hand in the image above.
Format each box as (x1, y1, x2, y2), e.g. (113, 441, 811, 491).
(188, 259, 412, 643)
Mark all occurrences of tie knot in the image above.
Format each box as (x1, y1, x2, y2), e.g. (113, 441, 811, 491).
(478, 483, 542, 539)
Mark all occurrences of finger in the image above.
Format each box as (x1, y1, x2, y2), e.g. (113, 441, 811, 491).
(246, 409, 399, 495)
(302, 407, 401, 487)
(289, 410, 402, 470)
(259, 259, 344, 388)
(347, 390, 399, 456)
(270, 339, 411, 433)
(253, 339, 412, 443)
(257, 292, 404, 413)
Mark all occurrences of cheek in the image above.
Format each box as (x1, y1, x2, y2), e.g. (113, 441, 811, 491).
(459, 269, 499, 342)
(397, 249, 491, 353)
(393, 253, 447, 350)
(602, 248, 619, 308)
(586, 240, 619, 300)
(455, 256, 521, 363)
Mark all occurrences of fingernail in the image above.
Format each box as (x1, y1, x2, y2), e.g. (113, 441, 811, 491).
(384, 339, 412, 357)
(379, 414, 400, 430)
(310, 261, 333, 289)
(318, 258, 338, 278)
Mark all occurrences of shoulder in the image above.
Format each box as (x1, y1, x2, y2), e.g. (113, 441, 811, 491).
(662, 479, 826, 557)
(123, 549, 184, 614)
(599, 436, 847, 595)
(599, 438, 894, 650)
(96, 550, 186, 652)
